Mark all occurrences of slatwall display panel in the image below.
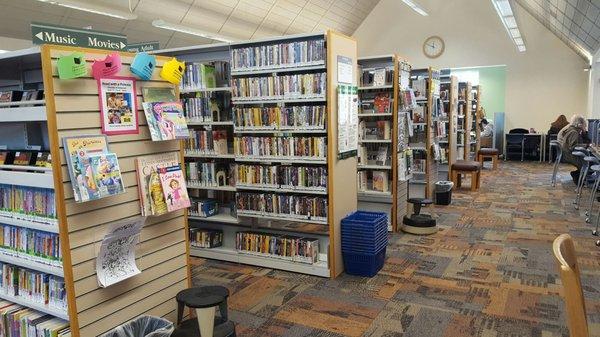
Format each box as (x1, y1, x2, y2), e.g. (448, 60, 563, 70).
(42, 45, 189, 337)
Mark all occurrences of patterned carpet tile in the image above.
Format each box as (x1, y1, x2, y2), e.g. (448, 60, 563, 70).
(191, 162, 600, 337)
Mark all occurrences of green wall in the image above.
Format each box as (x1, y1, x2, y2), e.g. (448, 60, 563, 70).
(478, 66, 506, 119)
(451, 65, 506, 121)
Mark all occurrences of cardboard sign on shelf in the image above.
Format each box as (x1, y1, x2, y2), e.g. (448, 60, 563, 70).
(56, 52, 87, 79)
(92, 53, 122, 79)
(160, 57, 185, 85)
(130, 52, 156, 80)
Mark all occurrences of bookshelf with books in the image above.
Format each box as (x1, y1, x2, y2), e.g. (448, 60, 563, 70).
(457, 82, 470, 160)
(409, 68, 441, 198)
(161, 32, 358, 278)
(471, 85, 482, 158)
(438, 75, 458, 180)
(0, 45, 195, 337)
(357, 55, 397, 231)
(157, 44, 239, 228)
(396, 58, 413, 231)
(0, 48, 71, 331)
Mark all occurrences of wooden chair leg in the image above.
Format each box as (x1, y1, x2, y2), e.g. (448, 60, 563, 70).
(457, 173, 462, 188)
(476, 171, 481, 189)
(478, 154, 483, 167)
(471, 172, 477, 191)
(492, 155, 498, 170)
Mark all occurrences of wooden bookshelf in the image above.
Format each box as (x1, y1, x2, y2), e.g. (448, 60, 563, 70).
(409, 67, 440, 199)
(159, 31, 357, 278)
(472, 85, 482, 156)
(356, 55, 397, 231)
(458, 82, 471, 160)
(439, 75, 458, 179)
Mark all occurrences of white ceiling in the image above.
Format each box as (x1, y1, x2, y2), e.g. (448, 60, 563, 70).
(514, 0, 600, 60)
(0, 0, 380, 48)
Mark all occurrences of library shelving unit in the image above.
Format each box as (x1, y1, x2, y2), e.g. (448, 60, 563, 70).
(471, 85, 482, 156)
(160, 31, 358, 278)
(0, 45, 191, 337)
(356, 55, 398, 231)
(395, 57, 412, 230)
(155, 43, 239, 227)
(459, 82, 472, 160)
(409, 68, 441, 198)
(438, 75, 458, 180)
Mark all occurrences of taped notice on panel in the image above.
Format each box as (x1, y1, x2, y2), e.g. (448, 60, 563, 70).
(96, 216, 145, 288)
(337, 84, 358, 159)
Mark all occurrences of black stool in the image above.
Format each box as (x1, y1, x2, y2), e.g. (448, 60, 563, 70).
(401, 198, 437, 235)
(174, 286, 235, 337)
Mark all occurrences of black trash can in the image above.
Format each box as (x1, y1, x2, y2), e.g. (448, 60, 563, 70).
(435, 181, 453, 205)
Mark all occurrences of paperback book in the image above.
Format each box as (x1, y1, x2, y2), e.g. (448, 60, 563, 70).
(143, 101, 189, 141)
(62, 135, 109, 203)
(88, 153, 125, 198)
(158, 165, 191, 212)
(135, 152, 180, 217)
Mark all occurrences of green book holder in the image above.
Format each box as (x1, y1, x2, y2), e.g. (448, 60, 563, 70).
(57, 52, 88, 79)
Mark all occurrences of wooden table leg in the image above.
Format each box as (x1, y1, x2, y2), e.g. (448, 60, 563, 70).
(471, 172, 477, 191)
(476, 171, 481, 189)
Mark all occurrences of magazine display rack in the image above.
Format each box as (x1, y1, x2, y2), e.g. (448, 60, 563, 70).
(409, 67, 440, 198)
(158, 31, 358, 278)
(0, 45, 192, 337)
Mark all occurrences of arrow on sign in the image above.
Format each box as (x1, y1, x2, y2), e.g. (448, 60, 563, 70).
(35, 32, 44, 41)
(120, 42, 126, 49)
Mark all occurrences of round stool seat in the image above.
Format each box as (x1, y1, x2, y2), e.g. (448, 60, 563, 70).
(478, 148, 499, 156)
(575, 146, 588, 152)
(591, 164, 600, 172)
(176, 287, 226, 309)
(572, 151, 586, 157)
(407, 198, 433, 205)
(584, 156, 599, 162)
(451, 160, 481, 172)
(172, 319, 236, 337)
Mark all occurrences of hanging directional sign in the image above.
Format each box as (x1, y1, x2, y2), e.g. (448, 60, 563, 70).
(31, 22, 127, 51)
(126, 41, 160, 53)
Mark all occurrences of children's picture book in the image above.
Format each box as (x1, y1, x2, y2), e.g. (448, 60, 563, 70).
(135, 152, 180, 216)
(143, 101, 189, 141)
(89, 153, 125, 198)
(158, 165, 191, 212)
(62, 135, 109, 202)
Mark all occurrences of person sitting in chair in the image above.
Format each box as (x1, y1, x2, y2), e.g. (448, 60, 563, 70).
(481, 118, 494, 137)
(558, 115, 589, 183)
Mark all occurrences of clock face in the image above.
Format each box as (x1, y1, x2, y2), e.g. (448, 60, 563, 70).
(423, 36, 445, 59)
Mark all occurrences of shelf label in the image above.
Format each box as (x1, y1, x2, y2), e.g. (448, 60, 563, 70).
(126, 41, 160, 53)
(31, 22, 127, 51)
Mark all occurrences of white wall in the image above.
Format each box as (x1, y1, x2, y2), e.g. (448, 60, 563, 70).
(353, 0, 589, 133)
(0, 36, 33, 51)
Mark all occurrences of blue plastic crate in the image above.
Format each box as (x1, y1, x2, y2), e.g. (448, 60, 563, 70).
(343, 247, 386, 277)
(342, 211, 388, 226)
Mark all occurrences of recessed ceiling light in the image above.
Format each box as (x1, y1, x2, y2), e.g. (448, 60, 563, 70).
(152, 19, 236, 43)
(401, 0, 428, 16)
(35, 0, 137, 20)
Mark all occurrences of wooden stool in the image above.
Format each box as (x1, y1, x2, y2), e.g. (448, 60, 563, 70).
(451, 160, 481, 191)
(477, 148, 499, 170)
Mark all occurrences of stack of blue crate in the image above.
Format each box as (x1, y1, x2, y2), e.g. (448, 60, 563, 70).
(341, 211, 388, 277)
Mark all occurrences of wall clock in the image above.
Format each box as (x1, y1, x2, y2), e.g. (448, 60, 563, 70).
(423, 36, 445, 59)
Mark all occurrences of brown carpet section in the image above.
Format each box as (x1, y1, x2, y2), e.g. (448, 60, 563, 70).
(191, 162, 600, 336)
